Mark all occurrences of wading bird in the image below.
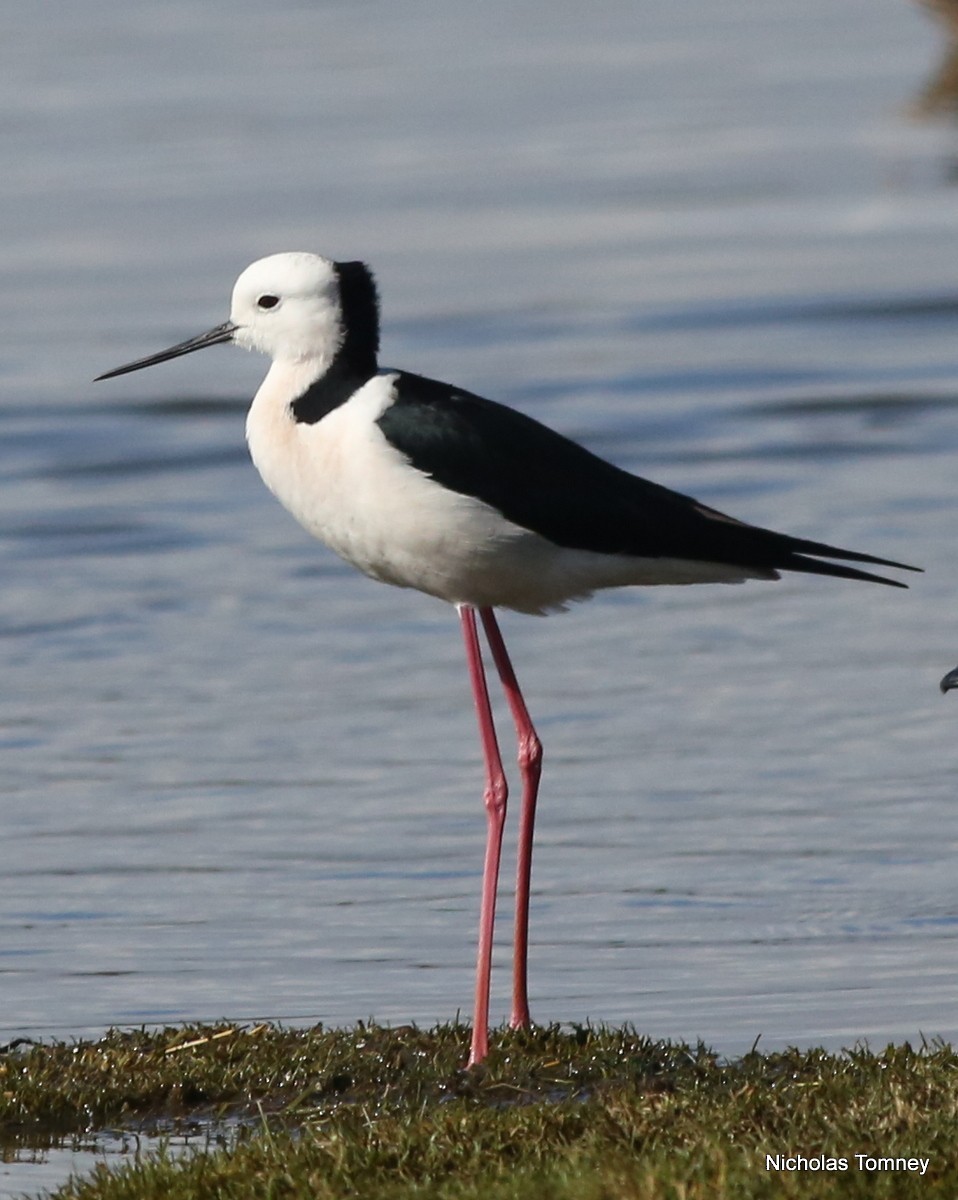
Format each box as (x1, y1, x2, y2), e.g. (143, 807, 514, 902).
(97, 252, 918, 1064)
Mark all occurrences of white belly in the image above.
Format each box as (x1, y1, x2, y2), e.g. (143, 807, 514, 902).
(246, 368, 766, 614)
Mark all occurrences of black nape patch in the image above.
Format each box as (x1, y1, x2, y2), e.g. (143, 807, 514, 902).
(291, 261, 380, 425)
(335, 261, 380, 366)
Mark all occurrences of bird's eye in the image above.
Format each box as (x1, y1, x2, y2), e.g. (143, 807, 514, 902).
(257, 294, 280, 310)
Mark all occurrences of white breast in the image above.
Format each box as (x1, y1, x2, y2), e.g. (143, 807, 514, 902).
(246, 369, 536, 604)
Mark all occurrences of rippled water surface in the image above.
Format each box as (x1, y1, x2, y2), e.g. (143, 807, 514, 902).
(4, 0, 958, 1191)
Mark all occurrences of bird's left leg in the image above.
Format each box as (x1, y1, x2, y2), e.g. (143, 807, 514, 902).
(479, 607, 542, 1031)
(459, 604, 508, 1066)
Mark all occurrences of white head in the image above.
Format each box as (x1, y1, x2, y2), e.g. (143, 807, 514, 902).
(229, 252, 342, 365)
(96, 251, 379, 382)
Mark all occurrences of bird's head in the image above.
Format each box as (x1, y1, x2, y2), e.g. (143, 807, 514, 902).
(95, 251, 360, 381)
(229, 252, 344, 366)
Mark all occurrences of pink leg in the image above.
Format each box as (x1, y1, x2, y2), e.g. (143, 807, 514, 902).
(459, 604, 508, 1066)
(479, 607, 542, 1032)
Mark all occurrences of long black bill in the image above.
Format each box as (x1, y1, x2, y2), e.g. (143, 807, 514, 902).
(941, 665, 958, 694)
(95, 321, 238, 381)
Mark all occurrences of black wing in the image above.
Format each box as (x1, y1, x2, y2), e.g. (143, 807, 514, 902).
(376, 372, 919, 589)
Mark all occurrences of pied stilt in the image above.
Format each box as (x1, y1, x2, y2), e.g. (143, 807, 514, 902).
(97, 251, 919, 1065)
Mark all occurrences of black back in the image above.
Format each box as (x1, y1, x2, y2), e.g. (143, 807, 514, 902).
(377, 371, 916, 586)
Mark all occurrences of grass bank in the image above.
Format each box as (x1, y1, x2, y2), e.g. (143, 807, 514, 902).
(1, 1023, 954, 1197)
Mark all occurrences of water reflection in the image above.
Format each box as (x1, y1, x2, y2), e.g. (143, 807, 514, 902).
(0, 1124, 213, 1200)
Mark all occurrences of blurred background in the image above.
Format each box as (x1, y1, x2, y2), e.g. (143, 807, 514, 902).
(2, 0, 958, 1093)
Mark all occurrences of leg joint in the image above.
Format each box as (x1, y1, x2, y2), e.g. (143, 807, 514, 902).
(517, 730, 542, 772)
(484, 774, 508, 817)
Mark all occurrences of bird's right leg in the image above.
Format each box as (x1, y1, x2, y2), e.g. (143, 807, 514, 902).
(479, 607, 542, 1032)
(459, 604, 508, 1066)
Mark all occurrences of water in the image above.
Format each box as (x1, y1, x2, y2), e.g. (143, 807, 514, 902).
(1, 1122, 226, 1200)
(4, 0, 958, 1191)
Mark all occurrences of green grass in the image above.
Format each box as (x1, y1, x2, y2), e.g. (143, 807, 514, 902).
(2, 1023, 955, 1197)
